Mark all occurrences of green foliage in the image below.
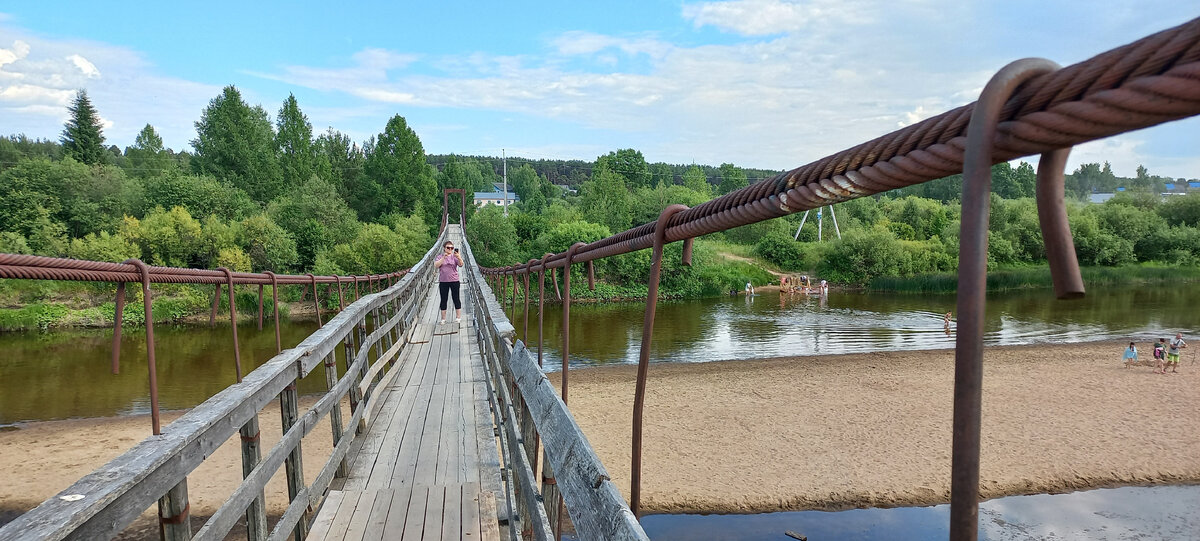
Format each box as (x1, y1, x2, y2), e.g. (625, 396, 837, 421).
(363, 115, 438, 226)
(718, 163, 747, 195)
(681, 165, 712, 198)
(596, 148, 651, 188)
(191, 86, 282, 203)
(121, 206, 203, 267)
(275, 94, 326, 187)
(0, 303, 70, 330)
(630, 184, 710, 226)
(69, 231, 139, 262)
(216, 247, 252, 272)
(580, 166, 632, 233)
(754, 232, 806, 270)
(142, 172, 257, 221)
(816, 227, 953, 285)
(60, 90, 108, 165)
(238, 214, 298, 272)
(124, 124, 174, 178)
(465, 205, 519, 267)
(1158, 193, 1200, 227)
(267, 175, 360, 267)
(0, 232, 31, 254)
(535, 220, 611, 255)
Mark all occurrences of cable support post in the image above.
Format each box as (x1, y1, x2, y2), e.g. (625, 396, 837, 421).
(219, 267, 244, 383)
(631, 204, 689, 518)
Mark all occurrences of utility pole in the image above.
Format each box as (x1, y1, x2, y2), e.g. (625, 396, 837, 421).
(502, 148, 508, 217)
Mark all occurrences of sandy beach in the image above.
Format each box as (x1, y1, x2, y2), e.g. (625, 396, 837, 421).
(2, 339, 1198, 533)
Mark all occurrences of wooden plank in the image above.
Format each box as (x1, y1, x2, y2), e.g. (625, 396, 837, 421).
(387, 370, 437, 490)
(479, 491, 502, 541)
(434, 322, 459, 335)
(359, 488, 395, 541)
(413, 383, 448, 487)
(423, 486, 447, 540)
(377, 488, 414, 541)
(441, 484, 464, 540)
(341, 490, 379, 541)
(326, 490, 365, 541)
(361, 343, 429, 490)
(400, 486, 429, 540)
(305, 490, 346, 541)
(437, 380, 463, 484)
(460, 483, 482, 541)
(409, 323, 432, 344)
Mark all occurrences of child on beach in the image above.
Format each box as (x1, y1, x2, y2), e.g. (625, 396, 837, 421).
(1122, 342, 1138, 368)
(1153, 339, 1167, 374)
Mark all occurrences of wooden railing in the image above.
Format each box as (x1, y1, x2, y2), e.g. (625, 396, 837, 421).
(460, 233, 648, 541)
(0, 229, 448, 541)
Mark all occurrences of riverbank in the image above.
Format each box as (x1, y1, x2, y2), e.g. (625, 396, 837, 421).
(2, 339, 1197, 532)
(549, 339, 1200, 513)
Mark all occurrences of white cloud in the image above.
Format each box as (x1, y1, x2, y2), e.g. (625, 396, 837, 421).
(552, 31, 672, 58)
(66, 54, 99, 78)
(0, 26, 220, 150)
(681, 0, 875, 36)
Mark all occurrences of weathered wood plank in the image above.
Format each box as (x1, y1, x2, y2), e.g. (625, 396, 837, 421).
(461, 483, 483, 541)
(377, 487, 413, 541)
(326, 490, 364, 541)
(400, 486, 429, 539)
(423, 485, 447, 540)
(304, 490, 345, 541)
(479, 491, 502, 541)
(434, 322, 459, 335)
(358, 488, 394, 541)
(341, 490, 379, 541)
(441, 484, 464, 540)
(413, 383, 448, 487)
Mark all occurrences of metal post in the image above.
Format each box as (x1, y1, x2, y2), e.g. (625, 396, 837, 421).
(631, 205, 689, 517)
(952, 57, 1059, 541)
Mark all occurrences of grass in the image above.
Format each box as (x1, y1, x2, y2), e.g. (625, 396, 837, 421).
(868, 264, 1200, 294)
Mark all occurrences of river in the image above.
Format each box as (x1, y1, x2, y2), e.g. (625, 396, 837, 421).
(3, 285, 1199, 424)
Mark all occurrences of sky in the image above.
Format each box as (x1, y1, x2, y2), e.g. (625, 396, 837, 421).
(0, 1, 1197, 179)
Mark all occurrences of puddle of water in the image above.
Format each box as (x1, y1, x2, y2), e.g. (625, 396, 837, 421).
(635, 485, 1200, 540)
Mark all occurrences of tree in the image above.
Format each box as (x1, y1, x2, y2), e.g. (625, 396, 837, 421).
(275, 94, 323, 187)
(125, 124, 173, 178)
(238, 214, 298, 272)
(315, 128, 369, 216)
(682, 166, 712, 198)
(597, 149, 651, 189)
(463, 205, 518, 267)
(363, 115, 438, 225)
(649, 162, 673, 188)
(267, 175, 360, 268)
(191, 86, 282, 203)
(61, 90, 108, 165)
(580, 165, 632, 233)
(718, 163, 747, 195)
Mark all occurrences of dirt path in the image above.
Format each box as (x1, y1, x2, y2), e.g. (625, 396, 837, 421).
(717, 251, 786, 278)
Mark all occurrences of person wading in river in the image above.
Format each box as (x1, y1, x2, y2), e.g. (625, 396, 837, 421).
(435, 241, 463, 324)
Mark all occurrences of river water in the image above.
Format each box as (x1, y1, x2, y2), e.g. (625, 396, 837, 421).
(3, 285, 1199, 424)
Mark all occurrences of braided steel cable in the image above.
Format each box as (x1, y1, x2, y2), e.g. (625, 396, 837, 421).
(483, 16, 1200, 275)
(0, 252, 409, 288)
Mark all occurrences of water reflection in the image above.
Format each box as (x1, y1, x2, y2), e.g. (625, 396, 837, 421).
(512, 286, 1200, 370)
(637, 485, 1200, 540)
(0, 319, 345, 424)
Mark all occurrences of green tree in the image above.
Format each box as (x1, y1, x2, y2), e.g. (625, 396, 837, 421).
(718, 163, 747, 195)
(649, 162, 673, 188)
(580, 166, 632, 233)
(275, 94, 323, 187)
(464, 205, 518, 268)
(61, 90, 108, 165)
(681, 166, 712, 198)
(143, 172, 257, 221)
(122, 206, 203, 267)
(363, 115, 438, 225)
(238, 214, 298, 271)
(124, 124, 174, 178)
(597, 149, 651, 189)
(315, 128, 366, 206)
(191, 86, 282, 203)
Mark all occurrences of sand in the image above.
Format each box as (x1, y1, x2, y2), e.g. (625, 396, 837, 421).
(2, 340, 1198, 530)
(548, 340, 1200, 514)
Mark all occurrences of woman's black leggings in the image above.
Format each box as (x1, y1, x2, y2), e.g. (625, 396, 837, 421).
(439, 281, 461, 310)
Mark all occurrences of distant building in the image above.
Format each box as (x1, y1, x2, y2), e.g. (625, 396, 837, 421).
(1088, 193, 1115, 204)
(1165, 183, 1176, 190)
(553, 183, 577, 194)
(1190, 182, 1200, 189)
(474, 191, 519, 207)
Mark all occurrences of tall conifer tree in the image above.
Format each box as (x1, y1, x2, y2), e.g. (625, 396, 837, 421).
(61, 89, 107, 165)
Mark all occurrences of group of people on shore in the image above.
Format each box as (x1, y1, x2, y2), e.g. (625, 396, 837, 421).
(1122, 333, 1187, 374)
(779, 275, 827, 295)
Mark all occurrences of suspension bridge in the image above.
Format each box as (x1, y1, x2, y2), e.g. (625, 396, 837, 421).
(1, 17, 1199, 541)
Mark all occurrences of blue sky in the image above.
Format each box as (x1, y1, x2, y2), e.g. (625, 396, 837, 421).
(1, 1, 1197, 178)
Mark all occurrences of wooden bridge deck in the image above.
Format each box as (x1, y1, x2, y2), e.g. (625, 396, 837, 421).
(308, 227, 505, 540)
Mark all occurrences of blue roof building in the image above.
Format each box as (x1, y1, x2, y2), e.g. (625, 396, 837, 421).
(474, 191, 520, 207)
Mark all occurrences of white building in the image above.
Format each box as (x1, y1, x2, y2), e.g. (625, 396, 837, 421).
(474, 191, 519, 207)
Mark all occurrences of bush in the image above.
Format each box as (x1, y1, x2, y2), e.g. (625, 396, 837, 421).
(754, 232, 806, 270)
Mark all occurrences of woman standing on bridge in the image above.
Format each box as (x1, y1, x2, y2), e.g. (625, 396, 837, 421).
(436, 240, 464, 323)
